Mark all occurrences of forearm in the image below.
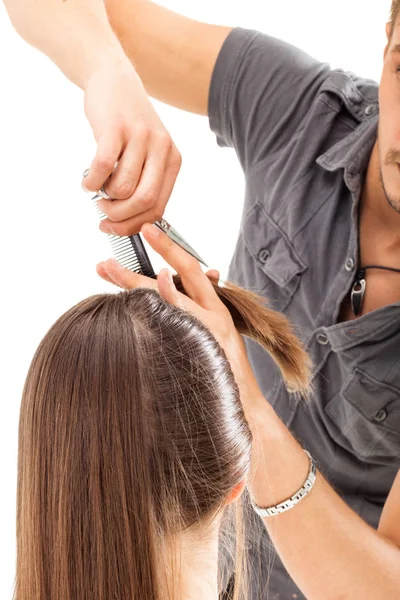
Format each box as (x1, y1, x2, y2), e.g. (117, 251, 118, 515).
(242, 388, 400, 599)
(105, 0, 232, 114)
(4, 0, 130, 89)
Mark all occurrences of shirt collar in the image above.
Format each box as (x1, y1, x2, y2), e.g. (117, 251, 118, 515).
(316, 114, 378, 176)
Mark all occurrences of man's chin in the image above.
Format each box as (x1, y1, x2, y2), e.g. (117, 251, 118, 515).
(380, 170, 400, 214)
(385, 194, 400, 214)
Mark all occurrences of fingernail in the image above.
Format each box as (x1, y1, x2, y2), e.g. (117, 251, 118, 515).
(100, 222, 115, 235)
(104, 259, 124, 278)
(108, 258, 122, 270)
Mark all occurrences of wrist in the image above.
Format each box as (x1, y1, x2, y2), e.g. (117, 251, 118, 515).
(78, 40, 133, 91)
(251, 449, 317, 517)
(248, 413, 312, 511)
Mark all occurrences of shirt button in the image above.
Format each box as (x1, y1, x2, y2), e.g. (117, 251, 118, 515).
(365, 104, 376, 116)
(316, 333, 329, 345)
(345, 258, 355, 272)
(258, 248, 270, 263)
(374, 409, 388, 423)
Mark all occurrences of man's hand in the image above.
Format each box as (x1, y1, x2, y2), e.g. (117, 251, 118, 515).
(82, 62, 181, 236)
(96, 223, 239, 350)
(4, 0, 182, 238)
(96, 224, 261, 399)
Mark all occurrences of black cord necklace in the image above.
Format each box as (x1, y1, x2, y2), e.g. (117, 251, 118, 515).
(350, 209, 400, 316)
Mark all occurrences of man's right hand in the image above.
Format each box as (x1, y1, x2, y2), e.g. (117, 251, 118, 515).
(82, 61, 181, 236)
(97, 224, 268, 409)
(5, 0, 184, 238)
(5, 0, 229, 238)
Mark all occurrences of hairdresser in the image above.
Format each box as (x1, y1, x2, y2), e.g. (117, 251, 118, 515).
(4, 0, 400, 598)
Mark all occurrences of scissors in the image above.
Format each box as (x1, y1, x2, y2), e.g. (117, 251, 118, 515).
(152, 218, 207, 267)
(94, 183, 208, 267)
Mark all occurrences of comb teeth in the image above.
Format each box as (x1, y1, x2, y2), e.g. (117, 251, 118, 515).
(108, 235, 142, 272)
(92, 196, 155, 277)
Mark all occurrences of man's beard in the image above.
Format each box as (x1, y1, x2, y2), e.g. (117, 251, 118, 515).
(379, 168, 400, 213)
(380, 147, 400, 213)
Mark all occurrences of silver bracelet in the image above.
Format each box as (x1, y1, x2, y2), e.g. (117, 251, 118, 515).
(251, 450, 317, 518)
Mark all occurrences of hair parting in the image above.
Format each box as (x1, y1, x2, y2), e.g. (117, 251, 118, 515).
(15, 279, 311, 600)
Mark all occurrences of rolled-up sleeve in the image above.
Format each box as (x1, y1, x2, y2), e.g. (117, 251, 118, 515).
(208, 28, 331, 171)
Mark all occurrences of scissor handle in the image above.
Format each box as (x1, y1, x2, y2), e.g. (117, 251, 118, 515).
(154, 219, 171, 234)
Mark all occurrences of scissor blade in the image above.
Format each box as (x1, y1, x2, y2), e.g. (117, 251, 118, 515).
(154, 220, 208, 267)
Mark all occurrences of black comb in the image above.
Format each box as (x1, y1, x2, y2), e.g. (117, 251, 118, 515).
(93, 195, 156, 279)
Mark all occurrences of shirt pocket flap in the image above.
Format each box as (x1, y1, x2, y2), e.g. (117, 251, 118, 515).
(342, 368, 400, 434)
(241, 201, 307, 289)
(325, 368, 400, 463)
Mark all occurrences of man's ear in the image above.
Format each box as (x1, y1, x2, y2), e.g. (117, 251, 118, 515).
(225, 480, 246, 505)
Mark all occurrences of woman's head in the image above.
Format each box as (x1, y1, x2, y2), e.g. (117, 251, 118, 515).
(16, 287, 251, 599)
(15, 280, 311, 599)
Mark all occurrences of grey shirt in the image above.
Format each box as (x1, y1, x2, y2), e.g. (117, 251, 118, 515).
(209, 28, 400, 599)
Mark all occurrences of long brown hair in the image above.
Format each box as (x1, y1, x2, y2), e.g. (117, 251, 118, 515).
(15, 279, 311, 600)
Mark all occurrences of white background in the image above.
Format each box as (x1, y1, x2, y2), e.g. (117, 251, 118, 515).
(0, 0, 392, 595)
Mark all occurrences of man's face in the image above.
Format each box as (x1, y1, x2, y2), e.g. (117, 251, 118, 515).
(378, 19, 400, 213)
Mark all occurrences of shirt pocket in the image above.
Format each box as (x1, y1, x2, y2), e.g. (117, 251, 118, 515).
(325, 368, 400, 465)
(234, 201, 307, 311)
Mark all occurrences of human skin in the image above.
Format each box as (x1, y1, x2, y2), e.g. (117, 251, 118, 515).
(4, 0, 182, 232)
(96, 224, 400, 600)
(5, 0, 400, 595)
